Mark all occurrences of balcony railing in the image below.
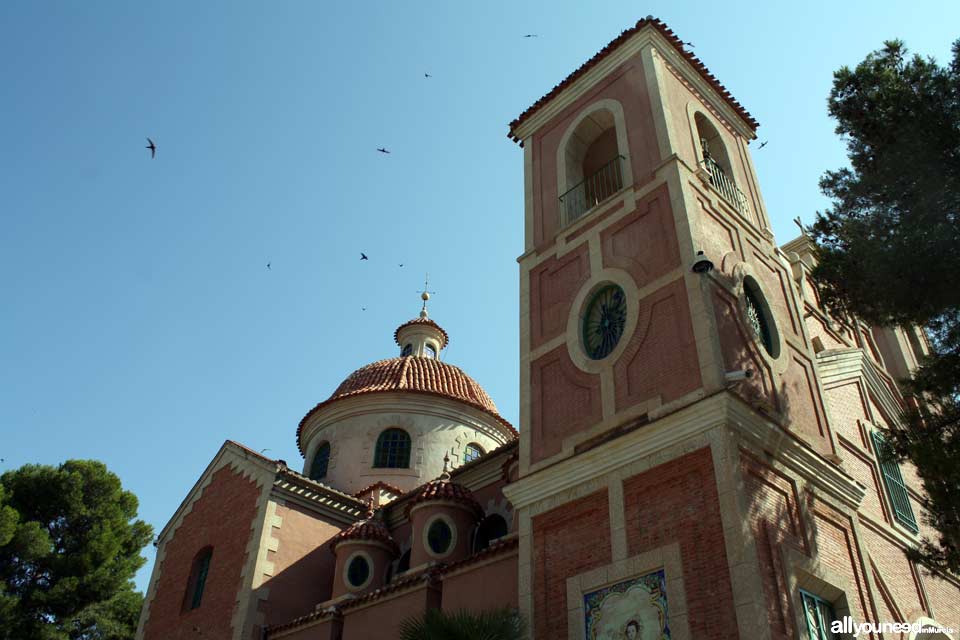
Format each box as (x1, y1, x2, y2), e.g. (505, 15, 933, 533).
(558, 155, 625, 227)
(702, 155, 749, 216)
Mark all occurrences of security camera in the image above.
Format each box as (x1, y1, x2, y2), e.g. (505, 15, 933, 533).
(725, 369, 754, 383)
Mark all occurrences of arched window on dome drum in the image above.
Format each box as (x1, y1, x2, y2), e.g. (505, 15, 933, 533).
(473, 514, 508, 553)
(401, 343, 413, 356)
(424, 344, 437, 359)
(373, 429, 411, 468)
(464, 443, 484, 464)
(309, 443, 330, 481)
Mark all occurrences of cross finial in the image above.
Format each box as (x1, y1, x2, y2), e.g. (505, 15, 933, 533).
(418, 273, 436, 318)
(439, 453, 451, 481)
(365, 495, 375, 519)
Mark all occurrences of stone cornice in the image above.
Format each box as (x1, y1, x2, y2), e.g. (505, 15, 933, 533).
(817, 347, 905, 425)
(299, 392, 517, 454)
(504, 393, 865, 511)
(271, 471, 366, 526)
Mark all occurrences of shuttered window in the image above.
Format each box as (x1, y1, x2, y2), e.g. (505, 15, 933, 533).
(871, 432, 919, 533)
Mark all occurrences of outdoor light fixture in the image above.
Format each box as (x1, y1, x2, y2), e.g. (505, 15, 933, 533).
(692, 250, 714, 274)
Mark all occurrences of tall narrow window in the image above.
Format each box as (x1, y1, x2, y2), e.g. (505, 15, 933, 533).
(374, 429, 411, 468)
(424, 344, 437, 359)
(464, 443, 484, 464)
(800, 590, 838, 640)
(184, 547, 213, 611)
(871, 432, 919, 532)
(309, 443, 330, 481)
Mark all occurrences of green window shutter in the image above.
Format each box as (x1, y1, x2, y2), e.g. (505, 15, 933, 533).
(800, 590, 839, 640)
(871, 432, 919, 533)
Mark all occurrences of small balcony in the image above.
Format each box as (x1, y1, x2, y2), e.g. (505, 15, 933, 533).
(702, 154, 749, 217)
(558, 155, 625, 227)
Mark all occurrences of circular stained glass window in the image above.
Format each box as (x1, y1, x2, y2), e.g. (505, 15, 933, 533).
(743, 277, 777, 357)
(346, 555, 370, 588)
(582, 285, 627, 360)
(427, 518, 453, 555)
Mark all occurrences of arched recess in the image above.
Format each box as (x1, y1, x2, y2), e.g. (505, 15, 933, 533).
(472, 514, 509, 552)
(693, 111, 733, 176)
(556, 99, 634, 226)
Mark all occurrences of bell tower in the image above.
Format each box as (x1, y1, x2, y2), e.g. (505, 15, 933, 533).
(505, 18, 841, 639)
(511, 17, 831, 475)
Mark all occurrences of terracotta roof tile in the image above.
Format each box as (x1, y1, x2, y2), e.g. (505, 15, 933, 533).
(394, 317, 450, 349)
(330, 515, 399, 555)
(405, 477, 483, 519)
(508, 17, 757, 142)
(296, 356, 515, 454)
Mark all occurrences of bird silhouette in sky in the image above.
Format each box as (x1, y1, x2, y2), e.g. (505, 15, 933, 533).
(260, 448, 271, 454)
(360, 253, 369, 260)
(376, 147, 390, 154)
(681, 41, 695, 48)
(362, 307, 367, 311)
(399, 263, 404, 267)
(757, 140, 769, 149)
(424, 73, 432, 78)
(145, 137, 156, 158)
(523, 34, 538, 38)
(266, 262, 271, 270)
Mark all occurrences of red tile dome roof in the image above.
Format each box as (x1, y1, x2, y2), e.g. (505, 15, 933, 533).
(405, 477, 484, 519)
(330, 514, 399, 555)
(297, 356, 515, 453)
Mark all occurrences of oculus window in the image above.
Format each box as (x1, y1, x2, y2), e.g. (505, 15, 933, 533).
(583, 285, 627, 360)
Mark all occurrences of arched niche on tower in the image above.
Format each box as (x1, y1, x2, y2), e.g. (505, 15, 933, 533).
(555, 99, 635, 226)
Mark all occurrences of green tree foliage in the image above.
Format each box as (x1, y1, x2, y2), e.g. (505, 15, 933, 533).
(399, 607, 527, 640)
(0, 460, 154, 640)
(810, 39, 960, 574)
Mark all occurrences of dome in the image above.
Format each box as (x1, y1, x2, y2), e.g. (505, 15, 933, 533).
(297, 356, 514, 453)
(330, 511, 398, 554)
(405, 475, 483, 519)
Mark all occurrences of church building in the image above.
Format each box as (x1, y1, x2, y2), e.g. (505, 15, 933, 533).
(135, 17, 960, 640)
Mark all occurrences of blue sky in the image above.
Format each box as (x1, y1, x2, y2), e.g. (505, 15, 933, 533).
(1, 0, 957, 593)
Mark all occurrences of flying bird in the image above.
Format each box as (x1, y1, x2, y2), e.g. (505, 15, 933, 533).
(523, 34, 538, 38)
(757, 140, 769, 149)
(145, 137, 156, 158)
(360, 253, 369, 260)
(424, 73, 432, 78)
(362, 307, 367, 311)
(399, 263, 404, 267)
(376, 147, 391, 154)
(260, 448, 271, 454)
(266, 262, 271, 270)
(681, 41, 695, 48)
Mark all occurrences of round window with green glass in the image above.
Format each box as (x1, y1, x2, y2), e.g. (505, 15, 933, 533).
(582, 284, 627, 360)
(346, 555, 370, 588)
(427, 518, 453, 555)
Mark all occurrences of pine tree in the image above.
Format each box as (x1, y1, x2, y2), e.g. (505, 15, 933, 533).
(0, 460, 153, 640)
(810, 38, 960, 574)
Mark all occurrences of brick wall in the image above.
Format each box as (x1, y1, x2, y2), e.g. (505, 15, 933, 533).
(143, 465, 263, 640)
(623, 447, 738, 638)
(532, 489, 611, 639)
